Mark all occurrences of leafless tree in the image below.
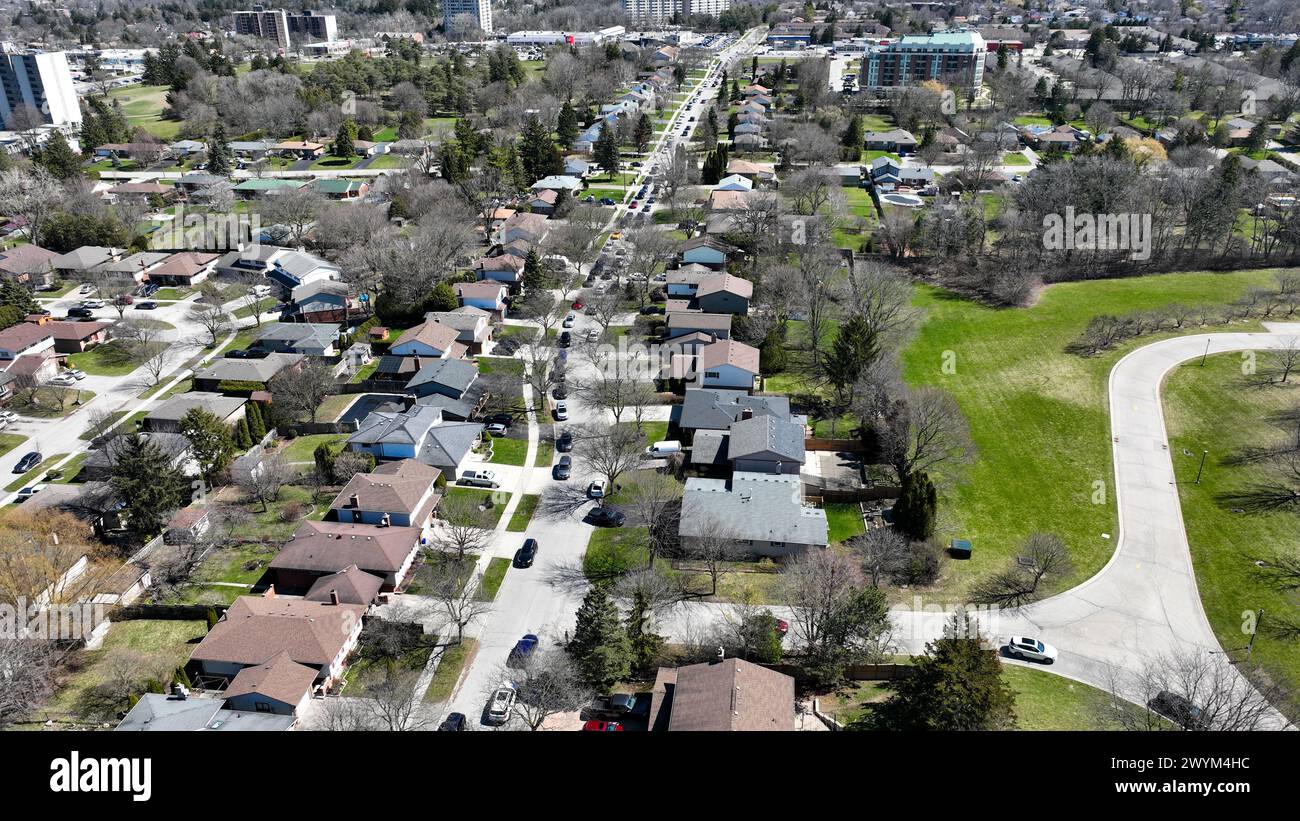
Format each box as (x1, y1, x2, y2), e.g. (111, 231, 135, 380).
(432, 566, 493, 645)
(237, 451, 290, 511)
(620, 471, 682, 568)
(434, 491, 497, 562)
(779, 549, 893, 664)
(876, 385, 975, 485)
(0, 166, 65, 249)
(1100, 650, 1286, 731)
(189, 302, 233, 348)
(797, 247, 843, 369)
(308, 696, 376, 731)
(355, 663, 433, 731)
(268, 359, 336, 424)
(495, 648, 593, 731)
(0, 639, 58, 729)
(850, 526, 910, 587)
(970, 533, 1072, 607)
(680, 513, 742, 596)
(257, 186, 324, 246)
(576, 422, 647, 491)
(785, 165, 837, 216)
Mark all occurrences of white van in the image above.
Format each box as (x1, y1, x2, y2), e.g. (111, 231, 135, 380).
(645, 441, 682, 458)
(459, 469, 499, 488)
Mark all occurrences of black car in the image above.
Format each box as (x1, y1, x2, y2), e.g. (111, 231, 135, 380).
(556, 430, 574, 452)
(1147, 690, 1209, 730)
(437, 713, 468, 732)
(553, 454, 572, 480)
(514, 538, 539, 568)
(558, 331, 571, 347)
(639, 305, 664, 315)
(552, 385, 568, 400)
(599, 197, 617, 206)
(66, 307, 94, 319)
(587, 506, 625, 528)
(13, 451, 42, 474)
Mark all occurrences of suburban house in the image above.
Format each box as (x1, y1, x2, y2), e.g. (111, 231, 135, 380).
(192, 353, 304, 394)
(708, 190, 767, 212)
(270, 519, 423, 592)
(864, 128, 918, 153)
(563, 157, 591, 177)
(389, 318, 464, 360)
(222, 652, 319, 717)
(672, 389, 795, 441)
(233, 178, 307, 199)
(82, 432, 200, 480)
(404, 356, 479, 401)
(251, 323, 340, 357)
(664, 310, 731, 341)
(714, 174, 754, 192)
(50, 246, 121, 279)
(696, 338, 759, 390)
(266, 250, 341, 299)
(693, 273, 753, 315)
(147, 251, 219, 287)
(0, 322, 54, 360)
(648, 658, 795, 732)
(726, 159, 778, 186)
(104, 182, 173, 204)
(329, 459, 442, 533)
(679, 471, 828, 557)
(144, 391, 248, 433)
(164, 505, 213, 545)
(732, 133, 767, 151)
(103, 251, 169, 282)
(425, 308, 492, 355)
(115, 692, 297, 732)
(497, 212, 550, 246)
(530, 175, 582, 197)
(304, 564, 384, 606)
(5, 349, 59, 383)
(282, 280, 353, 324)
(346, 404, 484, 475)
(188, 593, 366, 690)
(50, 321, 109, 354)
(274, 140, 326, 159)
(869, 157, 934, 190)
(665, 265, 715, 297)
(312, 179, 369, 200)
(0, 244, 58, 288)
(691, 413, 806, 475)
(454, 281, 508, 319)
(527, 188, 559, 215)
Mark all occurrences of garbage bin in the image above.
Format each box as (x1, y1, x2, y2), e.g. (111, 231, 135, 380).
(950, 538, 972, 559)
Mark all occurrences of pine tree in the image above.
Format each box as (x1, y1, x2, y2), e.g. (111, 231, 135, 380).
(893, 472, 937, 540)
(109, 434, 190, 543)
(34, 132, 82, 181)
(179, 408, 236, 485)
(871, 612, 1016, 730)
(625, 588, 664, 673)
(207, 124, 232, 176)
(333, 118, 357, 158)
(633, 113, 653, 153)
(314, 442, 337, 484)
(522, 250, 546, 291)
(247, 402, 266, 440)
(568, 584, 631, 689)
(556, 100, 580, 147)
(593, 123, 621, 177)
(235, 417, 253, 450)
(840, 114, 863, 160)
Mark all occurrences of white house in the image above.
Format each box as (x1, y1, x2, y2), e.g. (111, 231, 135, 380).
(696, 338, 760, 391)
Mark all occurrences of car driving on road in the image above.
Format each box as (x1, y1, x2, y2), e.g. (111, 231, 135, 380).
(13, 451, 42, 474)
(513, 538, 539, 568)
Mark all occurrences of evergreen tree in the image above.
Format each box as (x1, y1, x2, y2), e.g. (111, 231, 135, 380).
(869, 612, 1016, 730)
(522, 250, 546, 291)
(633, 113, 653, 153)
(625, 588, 664, 673)
(207, 124, 232, 176)
(593, 123, 621, 177)
(34, 132, 82, 181)
(398, 110, 422, 140)
(333, 118, 357, 158)
(825, 313, 880, 401)
(425, 282, 459, 313)
(1245, 121, 1269, 152)
(568, 584, 631, 689)
(518, 114, 561, 183)
(556, 100, 580, 148)
(179, 408, 236, 485)
(314, 442, 337, 484)
(234, 417, 253, 450)
(893, 472, 937, 540)
(109, 434, 190, 543)
(246, 402, 266, 440)
(356, 123, 374, 142)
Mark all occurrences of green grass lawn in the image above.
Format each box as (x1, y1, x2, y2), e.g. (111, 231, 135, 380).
(107, 83, 181, 140)
(506, 493, 540, 532)
(486, 434, 528, 466)
(1013, 114, 1053, 126)
(0, 433, 26, 458)
(68, 340, 162, 377)
(152, 287, 191, 301)
(475, 557, 511, 601)
(233, 297, 277, 319)
(311, 155, 362, 170)
(315, 393, 354, 423)
(350, 359, 380, 383)
(43, 619, 207, 721)
(366, 153, 407, 169)
(51, 451, 90, 483)
(226, 484, 324, 543)
(584, 526, 650, 579)
(1163, 352, 1300, 699)
(423, 639, 476, 703)
(1002, 666, 1118, 730)
(900, 269, 1278, 599)
(276, 433, 348, 463)
(443, 486, 507, 527)
(533, 441, 555, 468)
(824, 503, 865, 544)
(1001, 152, 1031, 166)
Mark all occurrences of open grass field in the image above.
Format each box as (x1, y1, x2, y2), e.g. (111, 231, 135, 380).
(108, 83, 181, 140)
(1163, 352, 1300, 698)
(900, 269, 1281, 599)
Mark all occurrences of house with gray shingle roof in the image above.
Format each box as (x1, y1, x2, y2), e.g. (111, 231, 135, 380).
(346, 404, 483, 475)
(680, 471, 828, 557)
(251, 322, 339, 356)
(727, 414, 805, 474)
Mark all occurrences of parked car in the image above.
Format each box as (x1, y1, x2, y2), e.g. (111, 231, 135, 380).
(65, 368, 86, 380)
(553, 454, 572, 480)
(13, 451, 42, 474)
(486, 423, 509, 436)
(78, 284, 94, 294)
(582, 720, 624, 732)
(507, 634, 539, 668)
(513, 538, 539, 568)
(563, 313, 576, 328)
(48, 373, 77, 387)
(586, 506, 625, 528)
(556, 430, 573, 452)
(485, 684, 516, 726)
(571, 299, 585, 310)
(486, 413, 513, 428)
(459, 468, 499, 489)
(16, 483, 47, 502)
(639, 305, 664, 315)
(558, 331, 570, 348)
(1147, 690, 1208, 730)
(588, 693, 648, 720)
(1006, 636, 1058, 664)
(552, 385, 568, 400)
(553, 401, 568, 421)
(80, 299, 105, 309)
(600, 198, 617, 206)
(775, 618, 789, 635)
(0, 410, 16, 422)
(135, 300, 157, 310)
(646, 440, 682, 457)
(438, 712, 468, 732)
(587, 478, 607, 498)
(66, 307, 94, 319)
(585, 329, 600, 342)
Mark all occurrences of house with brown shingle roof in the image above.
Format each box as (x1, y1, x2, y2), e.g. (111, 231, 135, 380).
(693, 273, 753, 315)
(222, 651, 318, 715)
(664, 310, 731, 341)
(473, 254, 525, 285)
(50, 320, 110, 353)
(148, 251, 219, 287)
(696, 338, 759, 391)
(269, 519, 423, 592)
(189, 593, 366, 688)
(329, 460, 442, 532)
(390, 318, 463, 360)
(648, 658, 794, 731)
(304, 564, 385, 606)
(0, 322, 54, 360)
(0, 244, 58, 288)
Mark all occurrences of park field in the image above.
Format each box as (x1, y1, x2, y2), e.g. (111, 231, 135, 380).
(901, 268, 1282, 599)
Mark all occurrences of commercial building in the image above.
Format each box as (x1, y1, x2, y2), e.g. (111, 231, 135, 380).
(505, 27, 625, 46)
(443, 0, 493, 35)
(0, 44, 81, 131)
(862, 30, 986, 94)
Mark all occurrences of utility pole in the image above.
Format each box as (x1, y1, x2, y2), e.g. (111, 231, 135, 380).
(1195, 450, 1208, 484)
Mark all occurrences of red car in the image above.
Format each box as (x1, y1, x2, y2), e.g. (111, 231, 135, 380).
(629, 200, 639, 210)
(571, 300, 585, 310)
(583, 720, 624, 732)
(775, 618, 789, 635)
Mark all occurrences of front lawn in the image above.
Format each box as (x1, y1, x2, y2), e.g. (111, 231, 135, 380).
(69, 340, 164, 376)
(486, 434, 528, 466)
(443, 486, 507, 527)
(506, 493, 540, 532)
(900, 269, 1279, 599)
(475, 557, 510, 601)
(423, 639, 476, 704)
(0, 433, 26, 459)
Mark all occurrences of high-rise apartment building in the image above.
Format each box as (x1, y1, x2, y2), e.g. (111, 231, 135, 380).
(0, 44, 81, 131)
(621, 0, 729, 23)
(287, 10, 338, 43)
(443, 0, 493, 35)
(862, 31, 986, 94)
(233, 7, 292, 50)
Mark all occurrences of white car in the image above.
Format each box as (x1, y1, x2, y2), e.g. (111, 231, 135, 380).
(587, 478, 608, 498)
(563, 314, 576, 328)
(485, 423, 508, 436)
(48, 374, 77, 387)
(80, 299, 105, 309)
(65, 368, 87, 380)
(485, 683, 516, 726)
(585, 329, 600, 342)
(0, 410, 16, 422)
(16, 483, 47, 502)
(1007, 636, 1058, 663)
(553, 401, 569, 421)
(78, 284, 94, 294)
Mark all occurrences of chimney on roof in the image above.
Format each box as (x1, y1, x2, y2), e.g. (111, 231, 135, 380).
(413, 355, 422, 370)
(329, 590, 340, 606)
(741, 407, 754, 420)
(349, 493, 359, 508)
(379, 513, 390, 528)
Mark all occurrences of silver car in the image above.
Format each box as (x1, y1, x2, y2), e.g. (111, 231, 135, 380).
(485, 684, 516, 726)
(1007, 636, 1058, 663)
